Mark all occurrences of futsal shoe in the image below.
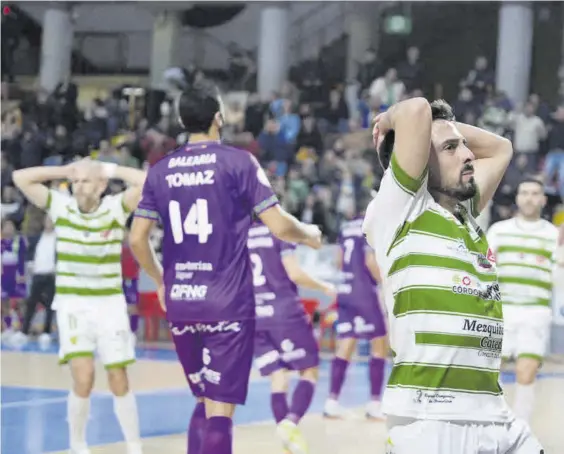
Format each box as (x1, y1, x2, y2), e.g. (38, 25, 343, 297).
(277, 419, 309, 454)
(38, 333, 52, 351)
(365, 400, 385, 421)
(323, 399, 344, 419)
(8, 331, 28, 349)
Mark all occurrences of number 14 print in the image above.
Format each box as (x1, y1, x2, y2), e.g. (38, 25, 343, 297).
(169, 199, 213, 244)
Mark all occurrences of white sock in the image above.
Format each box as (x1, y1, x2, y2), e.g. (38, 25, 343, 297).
(113, 392, 141, 451)
(67, 391, 90, 452)
(513, 383, 536, 423)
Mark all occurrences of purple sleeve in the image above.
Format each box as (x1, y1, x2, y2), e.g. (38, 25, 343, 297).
(279, 240, 297, 257)
(134, 172, 160, 222)
(242, 154, 279, 215)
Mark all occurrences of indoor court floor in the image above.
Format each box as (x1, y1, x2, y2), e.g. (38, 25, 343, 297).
(2, 343, 563, 454)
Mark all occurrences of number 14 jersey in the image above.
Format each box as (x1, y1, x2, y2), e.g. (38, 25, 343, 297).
(135, 141, 279, 322)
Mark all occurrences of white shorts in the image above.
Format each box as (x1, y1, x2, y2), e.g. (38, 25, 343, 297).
(502, 306, 552, 361)
(55, 297, 135, 368)
(386, 417, 543, 454)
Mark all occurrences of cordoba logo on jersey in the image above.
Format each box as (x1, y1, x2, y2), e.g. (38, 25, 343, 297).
(170, 284, 208, 301)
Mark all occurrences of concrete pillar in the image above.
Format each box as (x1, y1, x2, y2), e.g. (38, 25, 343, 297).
(496, 2, 534, 105)
(257, 4, 289, 98)
(39, 4, 73, 92)
(346, 5, 373, 81)
(150, 11, 181, 89)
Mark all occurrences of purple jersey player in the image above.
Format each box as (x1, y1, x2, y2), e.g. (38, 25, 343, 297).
(129, 82, 322, 454)
(324, 213, 388, 420)
(249, 221, 334, 453)
(1, 219, 26, 336)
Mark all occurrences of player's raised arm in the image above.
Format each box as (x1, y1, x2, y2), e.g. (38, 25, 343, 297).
(281, 247, 336, 297)
(454, 123, 513, 215)
(242, 153, 322, 249)
(12, 165, 72, 210)
(129, 174, 164, 306)
(98, 163, 147, 212)
(363, 97, 432, 251)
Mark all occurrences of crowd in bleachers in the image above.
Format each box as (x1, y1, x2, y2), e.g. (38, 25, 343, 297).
(2, 46, 564, 253)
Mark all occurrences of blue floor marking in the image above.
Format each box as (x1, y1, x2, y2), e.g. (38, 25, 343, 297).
(2, 343, 563, 454)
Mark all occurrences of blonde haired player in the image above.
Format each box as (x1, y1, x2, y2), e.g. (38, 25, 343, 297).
(487, 178, 562, 423)
(362, 98, 543, 453)
(13, 159, 146, 454)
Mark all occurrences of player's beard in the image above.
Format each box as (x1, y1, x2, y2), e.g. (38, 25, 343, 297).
(429, 165, 477, 202)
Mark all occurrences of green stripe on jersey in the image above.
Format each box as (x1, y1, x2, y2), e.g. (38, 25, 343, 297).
(389, 253, 497, 282)
(498, 276, 552, 291)
(415, 332, 502, 352)
(394, 288, 503, 320)
(497, 245, 552, 260)
(55, 217, 122, 233)
(56, 286, 123, 297)
(57, 252, 121, 265)
(390, 153, 426, 195)
(388, 363, 502, 395)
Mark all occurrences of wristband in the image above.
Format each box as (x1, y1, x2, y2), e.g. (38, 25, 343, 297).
(101, 162, 118, 179)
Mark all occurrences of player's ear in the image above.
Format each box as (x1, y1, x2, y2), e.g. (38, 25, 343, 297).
(214, 111, 224, 129)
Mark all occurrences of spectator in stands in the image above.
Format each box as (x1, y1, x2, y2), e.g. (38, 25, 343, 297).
(453, 87, 480, 121)
(322, 89, 350, 134)
(528, 93, 552, 123)
(397, 46, 423, 92)
(508, 102, 547, 173)
(278, 100, 301, 144)
(244, 93, 266, 137)
(462, 55, 495, 103)
(369, 68, 405, 108)
(296, 115, 323, 157)
(356, 48, 383, 91)
(285, 166, 310, 216)
(258, 119, 291, 176)
(1, 152, 14, 188)
(544, 105, 564, 201)
(478, 97, 508, 137)
(1, 186, 24, 224)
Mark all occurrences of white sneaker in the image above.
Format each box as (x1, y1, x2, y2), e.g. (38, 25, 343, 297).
(1, 328, 15, 344)
(9, 331, 28, 349)
(38, 333, 52, 351)
(323, 398, 344, 419)
(365, 400, 385, 421)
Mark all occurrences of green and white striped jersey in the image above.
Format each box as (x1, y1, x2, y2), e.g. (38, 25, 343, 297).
(363, 154, 510, 422)
(487, 217, 558, 307)
(46, 189, 130, 306)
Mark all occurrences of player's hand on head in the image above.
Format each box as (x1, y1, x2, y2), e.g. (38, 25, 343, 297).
(323, 282, 337, 298)
(372, 111, 391, 149)
(303, 224, 323, 250)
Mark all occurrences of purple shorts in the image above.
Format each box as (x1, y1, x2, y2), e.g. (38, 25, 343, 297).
(122, 278, 138, 305)
(1, 280, 26, 300)
(170, 319, 255, 405)
(335, 294, 387, 340)
(254, 317, 319, 377)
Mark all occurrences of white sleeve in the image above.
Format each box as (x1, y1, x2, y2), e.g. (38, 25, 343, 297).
(485, 222, 501, 253)
(104, 193, 130, 227)
(45, 189, 72, 222)
(362, 152, 428, 259)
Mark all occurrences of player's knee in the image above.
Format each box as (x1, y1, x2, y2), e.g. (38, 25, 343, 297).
(336, 338, 356, 359)
(299, 366, 318, 383)
(106, 367, 129, 396)
(516, 358, 540, 385)
(69, 357, 95, 397)
(270, 369, 289, 392)
(370, 337, 388, 357)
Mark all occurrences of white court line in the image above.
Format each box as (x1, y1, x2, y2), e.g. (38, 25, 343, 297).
(1, 367, 365, 409)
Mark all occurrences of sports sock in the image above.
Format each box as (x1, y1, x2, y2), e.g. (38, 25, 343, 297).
(271, 392, 289, 423)
(67, 391, 90, 452)
(329, 357, 349, 399)
(201, 416, 232, 454)
(113, 392, 141, 449)
(513, 382, 536, 423)
(129, 314, 139, 333)
(369, 357, 386, 401)
(188, 401, 206, 454)
(288, 380, 315, 423)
